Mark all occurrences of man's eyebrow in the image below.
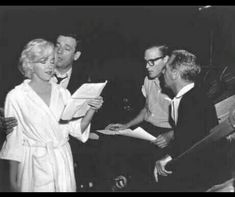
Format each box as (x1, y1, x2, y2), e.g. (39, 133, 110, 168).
(40, 56, 49, 60)
(64, 44, 72, 48)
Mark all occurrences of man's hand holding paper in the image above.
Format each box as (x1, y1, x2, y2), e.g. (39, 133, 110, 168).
(151, 130, 174, 149)
(97, 127, 157, 142)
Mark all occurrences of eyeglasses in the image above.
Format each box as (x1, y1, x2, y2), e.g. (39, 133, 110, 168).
(145, 56, 165, 67)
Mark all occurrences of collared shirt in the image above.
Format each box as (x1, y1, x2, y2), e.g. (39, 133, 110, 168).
(171, 83, 195, 125)
(142, 76, 172, 128)
(51, 68, 72, 89)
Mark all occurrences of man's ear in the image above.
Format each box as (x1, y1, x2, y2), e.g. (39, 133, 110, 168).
(172, 69, 180, 80)
(74, 51, 81, 61)
(163, 55, 169, 64)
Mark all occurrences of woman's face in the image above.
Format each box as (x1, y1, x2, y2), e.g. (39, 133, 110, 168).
(31, 48, 55, 82)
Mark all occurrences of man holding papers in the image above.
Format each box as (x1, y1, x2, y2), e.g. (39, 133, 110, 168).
(153, 50, 224, 191)
(106, 44, 174, 147)
(100, 45, 174, 190)
(52, 32, 104, 190)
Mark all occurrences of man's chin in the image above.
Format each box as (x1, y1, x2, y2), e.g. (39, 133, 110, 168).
(55, 63, 65, 68)
(148, 74, 158, 80)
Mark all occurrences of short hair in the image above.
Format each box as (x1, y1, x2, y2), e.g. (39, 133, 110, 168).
(57, 32, 82, 52)
(145, 44, 170, 57)
(18, 38, 54, 78)
(169, 49, 201, 82)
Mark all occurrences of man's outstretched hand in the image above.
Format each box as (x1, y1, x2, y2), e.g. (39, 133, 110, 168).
(0, 108, 17, 135)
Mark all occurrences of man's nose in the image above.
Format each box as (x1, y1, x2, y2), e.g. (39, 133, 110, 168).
(56, 47, 63, 54)
(146, 63, 150, 69)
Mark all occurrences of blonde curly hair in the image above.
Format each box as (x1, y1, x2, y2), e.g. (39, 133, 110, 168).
(18, 38, 54, 78)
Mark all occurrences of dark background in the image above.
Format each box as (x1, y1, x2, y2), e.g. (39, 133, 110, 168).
(1, 6, 235, 191)
(1, 5, 235, 106)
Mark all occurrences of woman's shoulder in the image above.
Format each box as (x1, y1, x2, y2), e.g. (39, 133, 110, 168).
(6, 81, 25, 97)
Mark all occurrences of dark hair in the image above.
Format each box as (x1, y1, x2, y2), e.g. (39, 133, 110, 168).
(57, 32, 82, 51)
(169, 49, 201, 82)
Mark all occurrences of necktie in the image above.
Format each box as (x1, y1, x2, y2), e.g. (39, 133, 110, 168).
(54, 74, 67, 84)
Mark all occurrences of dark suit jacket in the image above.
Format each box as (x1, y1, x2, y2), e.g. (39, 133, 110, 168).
(65, 61, 91, 164)
(169, 86, 218, 158)
(164, 85, 221, 191)
(67, 61, 90, 94)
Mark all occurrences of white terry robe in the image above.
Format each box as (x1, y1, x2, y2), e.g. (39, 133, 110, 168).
(0, 79, 90, 192)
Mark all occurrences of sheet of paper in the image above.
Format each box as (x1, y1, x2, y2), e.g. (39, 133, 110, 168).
(61, 81, 107, 120)
(117, 127, 157, 141)
(96, 127, 157, 141)
(72, 80, 108, 99)
(96, 129, 119, 135)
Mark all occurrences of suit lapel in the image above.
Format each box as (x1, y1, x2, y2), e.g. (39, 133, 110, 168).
(176, 87, 196, 128)
(67, 67, 76, 94)
(67, 62, 89, 94)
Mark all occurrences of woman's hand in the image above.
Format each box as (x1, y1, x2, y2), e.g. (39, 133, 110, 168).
(87, 96, 104, 111)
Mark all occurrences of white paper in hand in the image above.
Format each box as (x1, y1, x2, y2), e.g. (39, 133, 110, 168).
(96, 129, 119, 135)
(117, 127, 157, 141)
(71, 80, 107, 99)
(61, 81, 107, 120)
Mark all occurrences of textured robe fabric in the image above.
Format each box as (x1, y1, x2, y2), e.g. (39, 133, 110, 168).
(0, 79, 90, 192)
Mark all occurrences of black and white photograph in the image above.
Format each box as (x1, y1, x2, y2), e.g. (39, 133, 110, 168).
(0, 5, 235, 192)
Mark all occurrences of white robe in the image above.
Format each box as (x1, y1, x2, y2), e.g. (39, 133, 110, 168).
(0, 79, 90, 192)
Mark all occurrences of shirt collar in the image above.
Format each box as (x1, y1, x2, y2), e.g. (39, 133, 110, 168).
(153, 77, 160, 88)
(175, 82, 195, 99)
(54, 68, 72, 78)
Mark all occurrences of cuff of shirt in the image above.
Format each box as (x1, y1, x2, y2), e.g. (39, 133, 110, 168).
(164, 155, 172, 163)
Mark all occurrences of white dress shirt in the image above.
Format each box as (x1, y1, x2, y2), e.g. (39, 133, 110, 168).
(157, 83, 195, 169)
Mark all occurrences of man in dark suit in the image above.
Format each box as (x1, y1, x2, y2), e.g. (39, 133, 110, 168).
(153, 49, 224, 191)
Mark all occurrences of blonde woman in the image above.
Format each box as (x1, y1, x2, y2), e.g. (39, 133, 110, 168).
(0, 38, 103, 192)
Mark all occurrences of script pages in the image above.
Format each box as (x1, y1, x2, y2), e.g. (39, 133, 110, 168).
(61, 80, 108, 120)
(97, 127, 157, 141)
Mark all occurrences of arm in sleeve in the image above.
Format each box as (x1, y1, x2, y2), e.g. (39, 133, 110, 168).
(67, 118, 90, 143)
(61, 88, 90, 143)
(168, 102, 207, 158)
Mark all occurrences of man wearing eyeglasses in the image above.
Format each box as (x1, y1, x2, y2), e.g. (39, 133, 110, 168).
(106, 45, 173, 149)
(103, 45, 174, 190)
